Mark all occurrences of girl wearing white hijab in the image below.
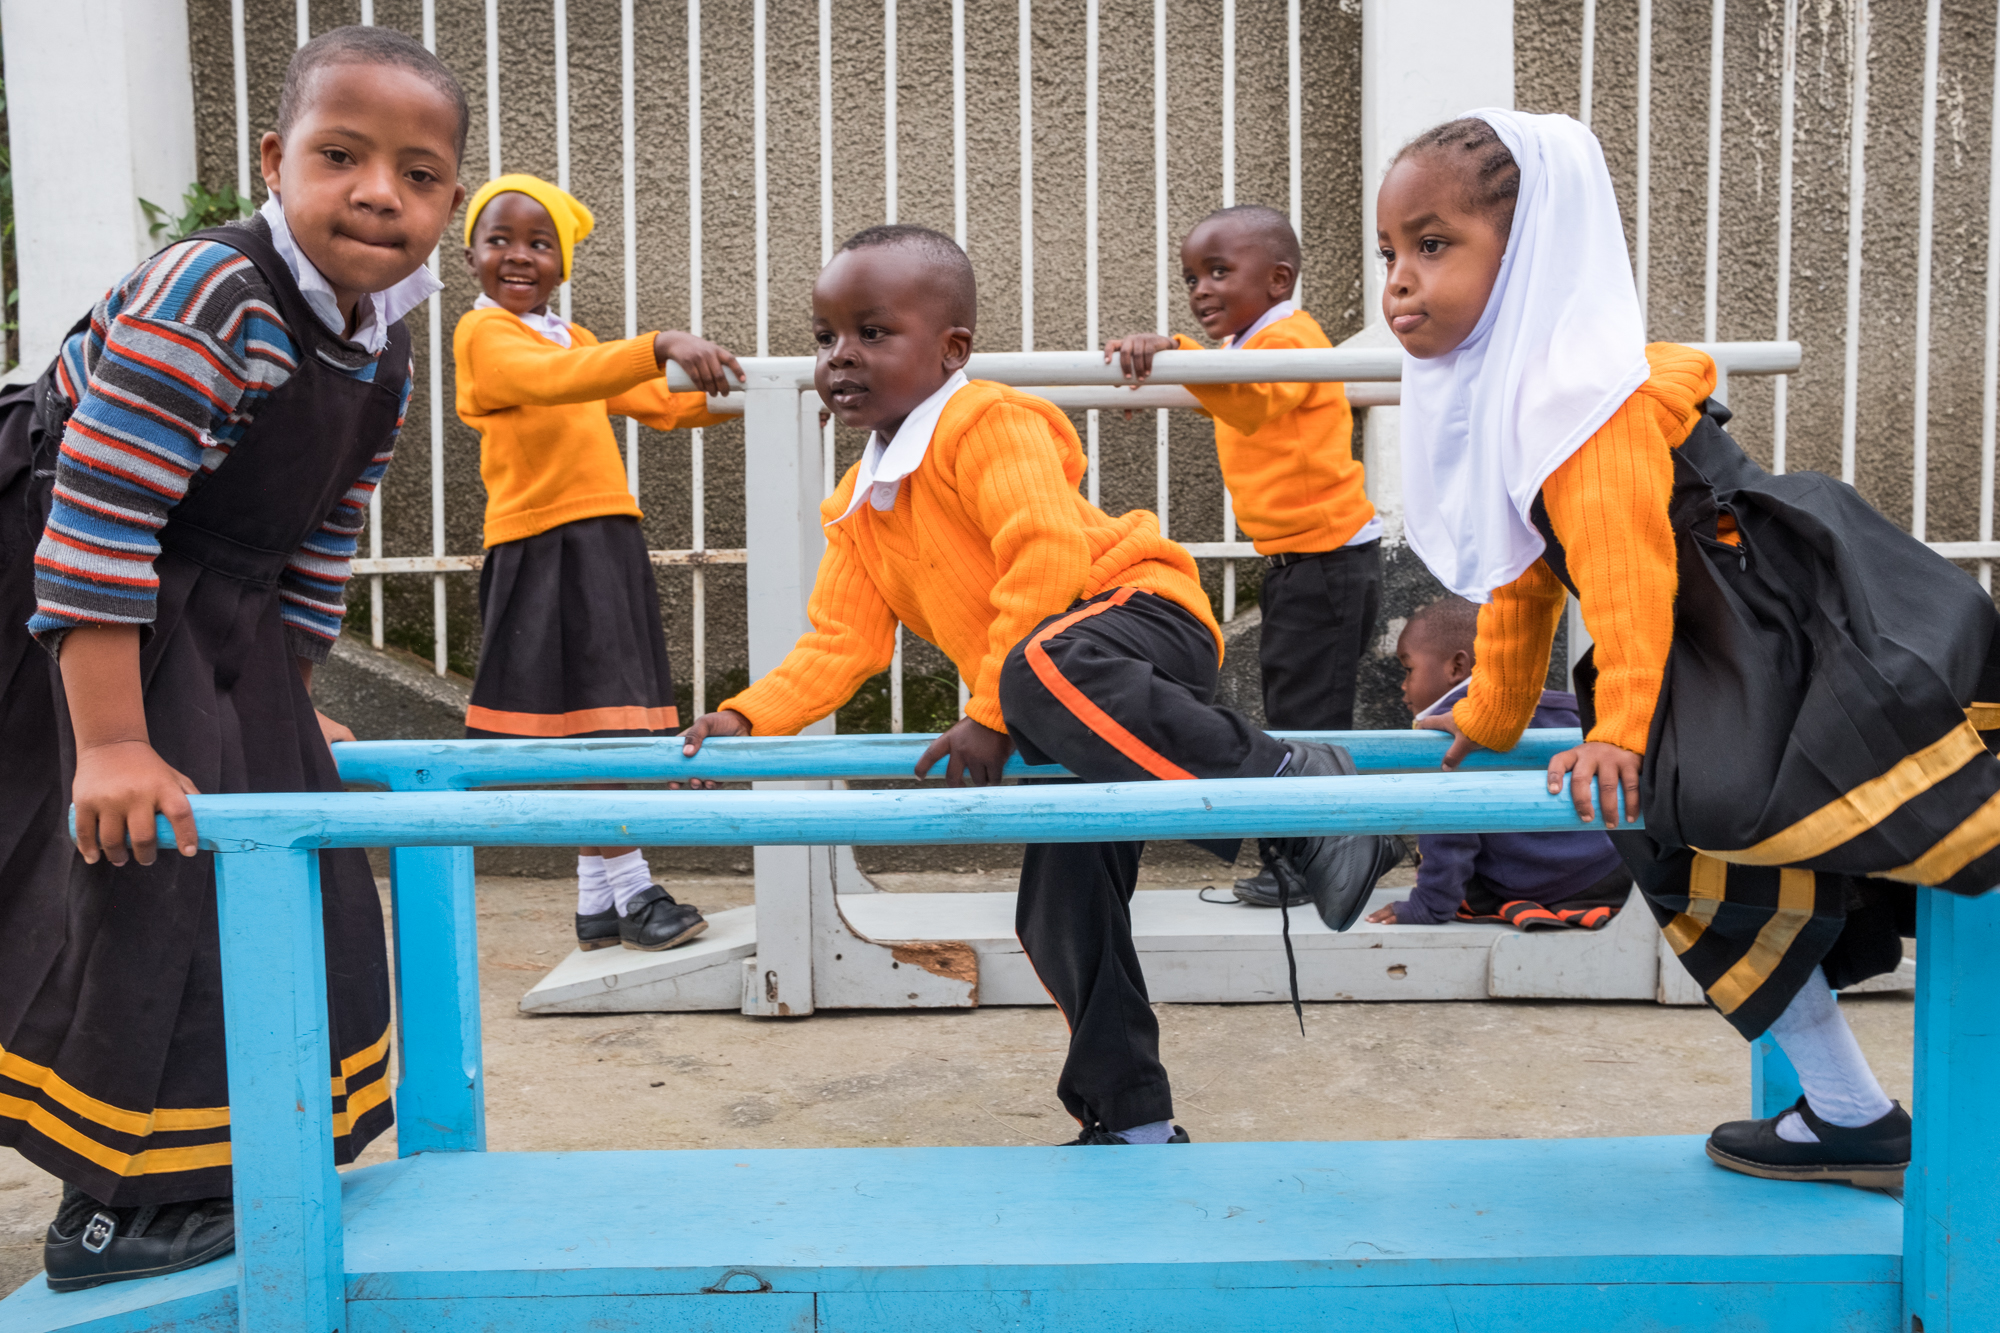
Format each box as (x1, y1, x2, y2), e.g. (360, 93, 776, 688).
(1380, 109, 2000, 1189)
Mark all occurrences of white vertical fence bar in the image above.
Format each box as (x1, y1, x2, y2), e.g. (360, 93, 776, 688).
(1635, 0, 1650, 328)
(1286, 0, 1300, 304)
(819, 0, 836, 503)
(621, 0, 639, 495)
(1840, 0, 1869, 485)
(360, 1, 373, 26)
(297, 0, 310, 46)
(1153, 0, 1169, 536)
(1578, 0, 1595, 127)
(427, 1, 445, 674)
(232, 0, 250, 199)
(484, 0, 499, 177)
(1910, 0, 1941, 541)
(1700, 0, 1722, 342)
(755, 0, 770, 355)
(1983, 2, 2000, 593)
(1771, 0, 1796, 474)
(1085, 0, 1100, 507)
(1020, 0, 1033, 352)
(952, 0, 966, 247)
(885, 0, 898, 222)
(690, 0, 707, 714)
(555, 0, 571, 320)
(1221, 0, 1236, 621)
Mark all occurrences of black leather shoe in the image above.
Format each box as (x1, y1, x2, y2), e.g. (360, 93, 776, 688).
(575, 907, 621, 951)
(1258, 741, 1408, 931)
(1706, 1095, 1910, 1189)
(1232, 868, 1284, 904)
(619, 885, 708, 951)
(1063, 1123, 1192, 1145)
(44, 1190, 234, 1292)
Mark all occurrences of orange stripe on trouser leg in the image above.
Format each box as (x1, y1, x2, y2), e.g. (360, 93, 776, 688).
(1024, 588, 1197, 782)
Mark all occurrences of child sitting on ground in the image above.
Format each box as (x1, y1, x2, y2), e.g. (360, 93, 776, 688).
(1365, 595, 1629, 928)
(1105, 205, 1382, 906)
(1381, 109, 2000, 1188)
(456, 173, 741, 955)
(680, 224, 1400, 1148)
(1, 25, 466, 1290)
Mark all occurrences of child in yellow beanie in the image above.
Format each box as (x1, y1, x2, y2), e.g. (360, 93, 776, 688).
(456, 173, 740, 954)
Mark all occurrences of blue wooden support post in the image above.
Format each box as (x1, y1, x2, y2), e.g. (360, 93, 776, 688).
(389, 845, 486, 1155)
(1751, 1029, 1805, 1119)
(1905, 885, 2000, 1331)
(214, 846, 345, 1333)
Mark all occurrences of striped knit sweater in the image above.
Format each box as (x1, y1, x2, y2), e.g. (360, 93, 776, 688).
(1453, 343, 1716, 755)
(29, 215, 410, 662)
(720, 381, 1219, 736)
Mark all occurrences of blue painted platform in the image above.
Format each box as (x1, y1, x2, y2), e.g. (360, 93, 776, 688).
(1, 1136, 1901, 1331)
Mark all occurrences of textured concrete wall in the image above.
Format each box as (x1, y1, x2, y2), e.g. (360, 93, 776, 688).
(184, 0, 1363, 720)
(1517, 0, 1998, 548)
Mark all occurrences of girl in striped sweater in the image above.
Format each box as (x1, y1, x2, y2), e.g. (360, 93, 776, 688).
(0, 26, 467, 1292)
(1378, 109, 2000, 1188)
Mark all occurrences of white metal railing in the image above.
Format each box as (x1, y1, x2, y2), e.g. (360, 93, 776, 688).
(238, 3, 2000, 723)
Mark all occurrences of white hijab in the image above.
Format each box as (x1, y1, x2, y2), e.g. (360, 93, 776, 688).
(1397, 109, 1650, 602)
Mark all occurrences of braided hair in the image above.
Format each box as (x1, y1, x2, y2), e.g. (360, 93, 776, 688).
(1391, 118, 1520, 240)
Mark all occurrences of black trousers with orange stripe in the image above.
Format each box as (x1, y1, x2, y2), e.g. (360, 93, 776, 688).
(999, 588, 1290, 1133)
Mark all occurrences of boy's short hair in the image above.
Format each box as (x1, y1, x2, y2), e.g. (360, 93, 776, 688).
(1405, 594, 1480, 660)
(1197, 204, 1302, 274)
(280, 26, 470, 165)
(839, 224, 978, 331)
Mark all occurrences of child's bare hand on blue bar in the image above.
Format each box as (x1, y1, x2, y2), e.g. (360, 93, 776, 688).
(1547, 741, 1641, 828)
(679, 709, 749, 757)
(657, 330, 744, 396)
(915, 717, 1013, 788)
(317, 710, 357, 746)
(1414, 710, 1486, 770)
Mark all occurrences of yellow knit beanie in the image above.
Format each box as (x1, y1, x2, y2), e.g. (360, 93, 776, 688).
(463, 174, 596, 279)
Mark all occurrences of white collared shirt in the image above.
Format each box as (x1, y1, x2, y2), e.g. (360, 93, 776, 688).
(473, 293, 574, 348)
(259, 196, 443, 356)
(1222, 299, 1298, 349)
(828, 370, 971, 526)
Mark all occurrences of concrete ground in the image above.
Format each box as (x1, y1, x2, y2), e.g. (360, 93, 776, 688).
(0, 864, 1917, 1299)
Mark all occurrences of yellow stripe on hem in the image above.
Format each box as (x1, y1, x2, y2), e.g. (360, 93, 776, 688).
(1696, 723, 1988, 867)
(0, 1048, 228, 1137)
(1661, 855, 1729, 955)
(0, 1094, 231, 1178)
(1877, 787, 2000, 886)
(1967, 702, 2000, 731)
(1708, 868, 1818, 1016)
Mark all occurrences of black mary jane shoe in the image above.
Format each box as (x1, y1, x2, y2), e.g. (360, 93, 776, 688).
(1062, 1122, 1192, 1145)
(1706, 1095, 1911, 1189)
(619, 885, 709, 952)
(575, 907, 622, 951)
(44, 1189, 235, 1292)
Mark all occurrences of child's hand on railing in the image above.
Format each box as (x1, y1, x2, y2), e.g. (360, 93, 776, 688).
(1105, 332, 1177, 384)
(1547, 741, 1642, 828)
(71, 740, 200, 866)
(317, 710, 356, 746)
(914, 717, 1013, 788)
(657, 331, 745, 396)
(1414, 711, 1485, 770)
(679, 709, 751, 756)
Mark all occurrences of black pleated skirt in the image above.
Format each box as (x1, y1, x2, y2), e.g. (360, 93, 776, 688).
(467, 514, 678, 738)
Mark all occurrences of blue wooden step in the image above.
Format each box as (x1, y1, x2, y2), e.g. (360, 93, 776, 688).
(0, 1135, 1902, 1332)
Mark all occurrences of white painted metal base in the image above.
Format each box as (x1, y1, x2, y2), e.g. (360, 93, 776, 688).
(519, 884, 1912, 1014)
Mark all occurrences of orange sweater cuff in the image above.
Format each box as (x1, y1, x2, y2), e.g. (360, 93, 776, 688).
(1452, 692, 1541, 754)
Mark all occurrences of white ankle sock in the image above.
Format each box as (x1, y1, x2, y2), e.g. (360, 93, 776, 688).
(576, 855, 612, 915)
(1767, 967, 1894, 1143)
(604, 850, 655, 915)
(1114, 1119, 1175, 1144)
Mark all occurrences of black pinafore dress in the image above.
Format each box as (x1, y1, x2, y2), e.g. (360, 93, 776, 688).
(1541, 401, 2000, 1038)
(0, 225, 398, 1205)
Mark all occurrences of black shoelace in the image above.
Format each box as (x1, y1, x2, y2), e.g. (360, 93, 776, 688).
(1261, 840, 1307, 1035)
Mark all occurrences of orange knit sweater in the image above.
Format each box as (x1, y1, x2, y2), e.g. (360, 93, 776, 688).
(1452, 343, 1718, 756)
(455, 306, 724, 547)
(720, 381, 1220, 736)
(1172, 309, 1373, 554)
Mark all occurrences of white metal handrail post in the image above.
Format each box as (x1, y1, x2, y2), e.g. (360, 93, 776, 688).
(741, 368, 831, 1017)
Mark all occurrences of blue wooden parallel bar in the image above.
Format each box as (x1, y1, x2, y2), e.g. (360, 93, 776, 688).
(5, 772, 1993, 1332)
